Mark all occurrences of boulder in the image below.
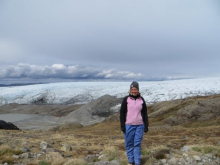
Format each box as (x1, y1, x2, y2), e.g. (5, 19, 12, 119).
(40, 141, 50, 150)
(21, 152, 32, 159)
(0, 120, 19, 130)
(61, 144, 72, 152)
(46, 152, 63, 161)
(181, 146, 189, 152)
(21, 147, 30, 152)
(12, 155, 20, 159)
(168, 157, 177, 165)
(193, 155, 201, 161)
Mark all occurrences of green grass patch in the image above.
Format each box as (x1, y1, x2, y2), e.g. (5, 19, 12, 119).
(192, 147, 202, 152)
(191, 145, 220, 154)
(38, 160, 51, 165)
(203, 146, 220, 154)
(92, 158, 99, 162)
(108, 157, 115, 161)
(141, 150, 151, 156)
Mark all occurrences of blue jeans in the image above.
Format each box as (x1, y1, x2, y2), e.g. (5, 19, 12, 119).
(124, 124, 144, 165)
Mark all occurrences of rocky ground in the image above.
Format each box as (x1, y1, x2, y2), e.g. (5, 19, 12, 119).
(0, 123, 220, 165)
(0, 94, 220, 164)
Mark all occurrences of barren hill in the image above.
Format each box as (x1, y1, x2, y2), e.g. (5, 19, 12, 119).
(148, 94, 220, 127)
(60, 94, 121, 125)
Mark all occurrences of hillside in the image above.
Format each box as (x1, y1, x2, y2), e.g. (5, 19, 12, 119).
(60, 94, 121, 125)
(0, 94, 220, 164)
(148, 94, 220, 127)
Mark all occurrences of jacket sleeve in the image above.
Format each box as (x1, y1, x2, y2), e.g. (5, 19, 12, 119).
(141, 97, 149, 131)
(120, 96, 128, 132)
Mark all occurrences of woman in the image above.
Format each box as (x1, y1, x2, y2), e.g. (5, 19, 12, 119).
(120, 81, 149, 165)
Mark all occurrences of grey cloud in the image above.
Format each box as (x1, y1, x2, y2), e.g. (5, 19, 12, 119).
(0, 63, 144, 80)
(0, 0, 220, 80)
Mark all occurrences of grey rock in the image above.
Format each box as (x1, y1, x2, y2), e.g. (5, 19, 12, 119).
(46, 152, 63, 161)
(85, 154, 98, 161)
(178, 158, 186, 164)
(61, 144, 72, 152)
(45, 148, 57, 152)
(182, 153, 188, 158)
(206, 154, 213, 158)
(193, 155, 201, 161)
(12, 155, 20, 159)
(94, 161, 109, 165)
(160, 159, 167, 164)
(94, 160, 119, 165)
(21, 152, 31, 159)
(186, 157, 194, 164)
(181, 146, 189, 152)
(218, 141, 220, 145)
(197, 163, 203, 165)
(22, 141, 27, 145)
(37, 154, 43, 158)
(21, 147, 30, 152)
(40, 141, 50, 150)
(109, 160, 120, 165)
(168, 158, 177, 165)
(181, 135, 188, 140)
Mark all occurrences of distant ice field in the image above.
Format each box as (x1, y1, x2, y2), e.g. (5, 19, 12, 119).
(0, 77, 220, 105)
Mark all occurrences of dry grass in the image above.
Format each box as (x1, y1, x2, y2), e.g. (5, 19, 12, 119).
(22, 159, 41, 165)
(0, 144, 23, 163)
(51, 158, 65, 165)
(63, 158, 86, 165)
(1, 121, 220, 164)
(103, 146, 123, 161)
(0, 144, 22, 156)
(182, 119, 220, 128)
(142, 145, 170, 160)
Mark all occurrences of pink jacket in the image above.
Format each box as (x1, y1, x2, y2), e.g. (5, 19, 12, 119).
(125, 97, 144, 125)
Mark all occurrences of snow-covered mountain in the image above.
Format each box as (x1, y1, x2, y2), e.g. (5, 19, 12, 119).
(0, 77, 220, 106)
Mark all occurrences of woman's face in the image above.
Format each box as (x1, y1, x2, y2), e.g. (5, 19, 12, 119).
(130, 87, 139, 96)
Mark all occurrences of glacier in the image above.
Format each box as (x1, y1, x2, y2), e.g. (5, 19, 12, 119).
(0, 77, 220, 106)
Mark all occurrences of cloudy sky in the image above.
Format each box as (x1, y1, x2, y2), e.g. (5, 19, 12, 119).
(0, 0, 220, 83)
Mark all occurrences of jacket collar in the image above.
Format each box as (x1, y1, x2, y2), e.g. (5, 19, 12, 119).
(129, 93, 141, 100)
